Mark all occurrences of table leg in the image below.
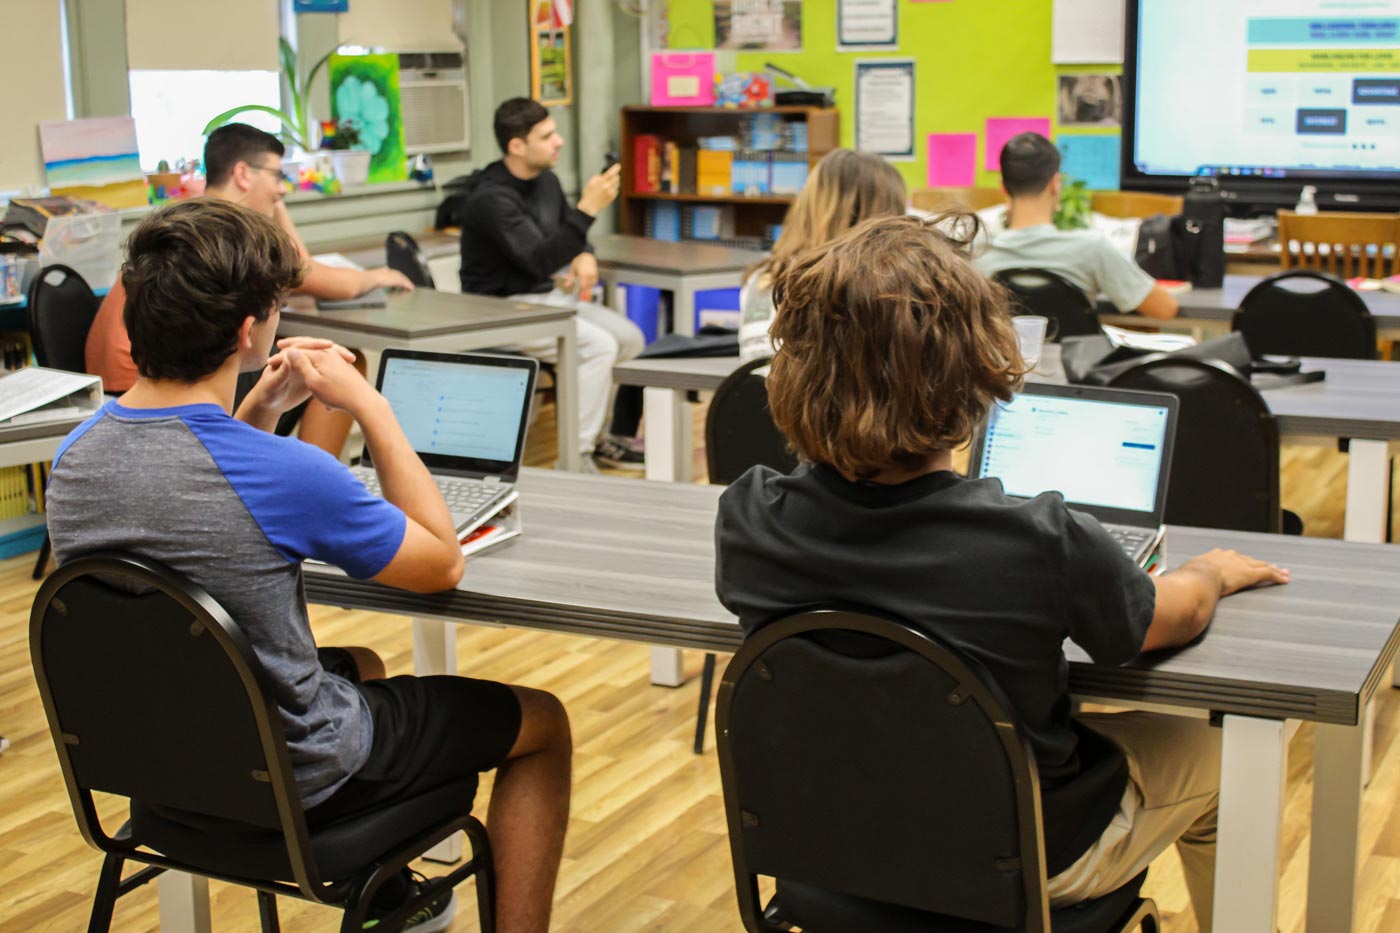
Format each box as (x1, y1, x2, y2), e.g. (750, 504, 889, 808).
(650, 646, 685, 687)
(1213, 715, 1287, 933)
(1306, 721, 1365, 933)
(675, 284, 697, 337)
(158, 871, 211, 933)
(414, 618, 463, 863)
(1343, 438, 1387, 543)
(555, 322, 582, 472)
(642, 386, 691, 484)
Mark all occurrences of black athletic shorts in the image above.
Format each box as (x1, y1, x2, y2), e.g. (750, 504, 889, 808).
(306, 662, 522, 827)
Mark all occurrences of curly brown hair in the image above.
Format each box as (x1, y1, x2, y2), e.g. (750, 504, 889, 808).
(767, 213, 1026, 480)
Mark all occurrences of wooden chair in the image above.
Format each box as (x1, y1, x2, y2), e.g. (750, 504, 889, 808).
(1091, 191, 1184, 219)
(911, 187, 1006, 213)
(1276, 210, 1400, 278)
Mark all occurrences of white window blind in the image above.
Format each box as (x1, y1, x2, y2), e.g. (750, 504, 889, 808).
(338, 0, 458, 52)
(3, 0, 70, 190)
(125, 0, 280, 71)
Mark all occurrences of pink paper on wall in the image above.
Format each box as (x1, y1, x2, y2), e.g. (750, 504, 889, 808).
(984, 117, 1052, 171)
(650, 52, 716, 107)
(926, 134, 978, 187)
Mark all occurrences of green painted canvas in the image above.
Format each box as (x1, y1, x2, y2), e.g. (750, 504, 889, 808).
(329, 53, 408, 183)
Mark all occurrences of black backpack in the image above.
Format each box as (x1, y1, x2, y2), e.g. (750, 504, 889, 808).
(1135, 213, 1187, 280)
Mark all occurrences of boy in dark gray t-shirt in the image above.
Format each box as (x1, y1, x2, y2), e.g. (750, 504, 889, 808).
(47, 199, 570, 933)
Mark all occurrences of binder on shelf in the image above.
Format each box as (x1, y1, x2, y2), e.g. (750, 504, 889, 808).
(770, 153, 809, 195)
(645, 201, 683, 242)
(678, 147, 698, 194)
(634, 135, 664, 193)
(696, 150, 733, 195)
(0, 366, 102, 426)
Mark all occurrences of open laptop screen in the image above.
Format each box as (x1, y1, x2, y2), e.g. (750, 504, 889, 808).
(971, 385, 1175, 524)
(369, 351, 537, 477)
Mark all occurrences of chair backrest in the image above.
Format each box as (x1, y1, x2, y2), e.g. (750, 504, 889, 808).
(717, 609, 1050, 931)
(27, 264, 101, 371)
(1090, 191, 1184, 219)
(705, 356, 799, 486)
(1276, 209, 1400, 279)
(911, 186, 1006, 213)
(1233, 269, 1376, 360)
(30, 552, 327, 894)
(993, 267, 1103, 340)
(385, 231, 436, 289)
(1109, 357, 1281, 533)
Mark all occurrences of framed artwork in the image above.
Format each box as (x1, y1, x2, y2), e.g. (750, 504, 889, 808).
(530, 1, 573, 106)
(329, 52, 408, 183)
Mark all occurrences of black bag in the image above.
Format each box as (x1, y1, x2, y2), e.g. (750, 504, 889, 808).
(1061, 332, 1320, 387)
(433, 171, 485, 229)
(1135, 214, 1187, 280)
(1181, 177, 1227, 288)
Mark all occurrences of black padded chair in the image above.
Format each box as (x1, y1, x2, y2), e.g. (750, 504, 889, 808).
(993, 268, 1103, 341)
(1232, 270, 1376, 360)
(386, 231, 436, 289)
(716, 608, 1159, 933)
(27, 263, 101, 373)
(1109, 356, 1293, 534)
(31, 552, 495, 933)
(692, 357, 800, 754)
(27, 264, 103, 580)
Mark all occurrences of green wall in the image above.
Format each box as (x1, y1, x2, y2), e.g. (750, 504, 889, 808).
(666, 0, 1118, 191)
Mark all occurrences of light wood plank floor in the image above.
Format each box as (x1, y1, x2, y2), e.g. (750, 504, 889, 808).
(1, 398, 1397, 931)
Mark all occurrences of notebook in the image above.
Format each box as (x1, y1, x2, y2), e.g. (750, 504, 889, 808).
(968, 382, 1179, 566)
(351, 350, 538, 543)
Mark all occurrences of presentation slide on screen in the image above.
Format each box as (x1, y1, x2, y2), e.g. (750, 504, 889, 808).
(382, 359, 530, 463)
(1134, 0, 1400, 178)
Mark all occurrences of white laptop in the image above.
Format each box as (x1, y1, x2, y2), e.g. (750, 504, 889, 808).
(968, 382, 1179, 566)
(351, 349, 537, 538)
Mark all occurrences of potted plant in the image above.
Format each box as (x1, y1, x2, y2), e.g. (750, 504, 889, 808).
(324, 120, 371, 187)
(203, 38, 337, 157)
(1054, 177, 1093, 231)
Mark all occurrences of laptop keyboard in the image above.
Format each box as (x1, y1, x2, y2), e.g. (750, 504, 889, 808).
(354, 469, 508, 529)
(1103, 524, 1155, 562)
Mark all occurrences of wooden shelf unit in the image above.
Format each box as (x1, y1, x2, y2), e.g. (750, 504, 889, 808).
(618, 105, 839, 240)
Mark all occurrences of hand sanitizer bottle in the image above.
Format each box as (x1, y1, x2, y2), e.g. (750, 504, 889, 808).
(1295, 185, 1319, 215)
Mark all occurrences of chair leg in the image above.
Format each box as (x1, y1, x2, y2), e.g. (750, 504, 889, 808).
(693, 652, 717, 754)
(87, 853, 125, 933)
(257, 890, 280, 933)
(32, 532, 50, 580)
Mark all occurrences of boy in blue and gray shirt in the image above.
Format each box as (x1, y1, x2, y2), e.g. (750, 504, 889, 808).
(47, 198, 569, 933)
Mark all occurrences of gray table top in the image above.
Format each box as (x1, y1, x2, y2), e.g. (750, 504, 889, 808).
(1114, 274, 1400, 326)
(304, 468, 1400, 725)
(613, 355, 744, 390)
(592, 234, 766, 275)
(280, 289, 573, 339)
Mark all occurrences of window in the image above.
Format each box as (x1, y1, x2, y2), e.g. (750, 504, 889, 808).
(127, 70, 282, 172)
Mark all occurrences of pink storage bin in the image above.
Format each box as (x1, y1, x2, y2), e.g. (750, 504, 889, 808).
(651, 52, 716, 107)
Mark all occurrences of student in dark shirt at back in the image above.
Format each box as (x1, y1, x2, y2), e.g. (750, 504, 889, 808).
(714, 213, 1289, 932)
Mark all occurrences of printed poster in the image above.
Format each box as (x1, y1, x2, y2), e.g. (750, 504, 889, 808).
(855, 60, 915, 160)
(715, 0, 803, 52)
(838, 0, 898, 50)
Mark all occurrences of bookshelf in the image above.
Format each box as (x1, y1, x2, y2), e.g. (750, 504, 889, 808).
(618, 106, 839, 245)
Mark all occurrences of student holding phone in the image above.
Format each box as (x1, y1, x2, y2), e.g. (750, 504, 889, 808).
(459, 99, 646, 471)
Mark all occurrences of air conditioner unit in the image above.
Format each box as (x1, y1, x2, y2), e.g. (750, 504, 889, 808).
(397, 51, 469, 155)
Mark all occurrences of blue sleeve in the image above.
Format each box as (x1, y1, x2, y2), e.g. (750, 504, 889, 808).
(188, 417, 407, 579)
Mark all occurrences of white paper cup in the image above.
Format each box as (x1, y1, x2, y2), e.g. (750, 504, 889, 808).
(1013, 315, 1048, 367)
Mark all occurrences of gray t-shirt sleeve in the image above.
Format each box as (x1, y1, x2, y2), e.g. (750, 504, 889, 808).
(1093, 239, 1157, 312)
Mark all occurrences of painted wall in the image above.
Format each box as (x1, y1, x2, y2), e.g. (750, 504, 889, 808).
(2, 0, 70, 190)
(665, 0, 1120, 192)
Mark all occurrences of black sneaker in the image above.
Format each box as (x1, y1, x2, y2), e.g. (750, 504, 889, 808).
(363, 871, 456, 933)
(593, 435, 645, 471)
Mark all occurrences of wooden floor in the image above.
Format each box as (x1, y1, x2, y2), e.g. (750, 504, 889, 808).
(1, 398, 1398, 931)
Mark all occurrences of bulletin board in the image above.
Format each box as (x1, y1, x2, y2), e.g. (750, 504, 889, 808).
(665, 0, 1123, 193)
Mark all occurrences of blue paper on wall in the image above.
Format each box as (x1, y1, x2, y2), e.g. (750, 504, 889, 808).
(1057, 135, 1121, 191)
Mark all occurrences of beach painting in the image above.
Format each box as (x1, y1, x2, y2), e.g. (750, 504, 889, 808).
(39, 117, 148, 209)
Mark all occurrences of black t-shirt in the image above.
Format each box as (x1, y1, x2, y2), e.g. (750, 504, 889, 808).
(714, 463, 1156, 875)
(458, 160, 595, 297)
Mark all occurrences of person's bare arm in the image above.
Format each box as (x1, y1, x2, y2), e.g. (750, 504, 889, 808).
(286, 348, 464, 592)
(1136, 285, 1180, 320)
(1142, 548, 1289, 651)
(272, 201, 415, 300)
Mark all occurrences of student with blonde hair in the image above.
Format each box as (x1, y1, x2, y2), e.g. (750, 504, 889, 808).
(738, 148, 907, 360)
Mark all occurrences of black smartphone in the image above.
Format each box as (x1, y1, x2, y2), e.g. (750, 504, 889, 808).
(602, 151, 621, 173)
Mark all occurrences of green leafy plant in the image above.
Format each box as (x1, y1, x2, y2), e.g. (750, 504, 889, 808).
(322, 120, 362, 151)
(1054, 177, 1093, 231)
(203, 38, 337, 153)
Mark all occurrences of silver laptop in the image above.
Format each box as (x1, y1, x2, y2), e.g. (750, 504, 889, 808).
(352, 349, 537, 537)
(968, 382, 1179, 566)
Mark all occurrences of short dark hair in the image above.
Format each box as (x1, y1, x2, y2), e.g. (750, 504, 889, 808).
(767, 214, 1025, 480)
(493, 98, 550, 153)
(999, 132, 1061, 197)
(204, 124, 285, 187)
(123, 199, 304, 383)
